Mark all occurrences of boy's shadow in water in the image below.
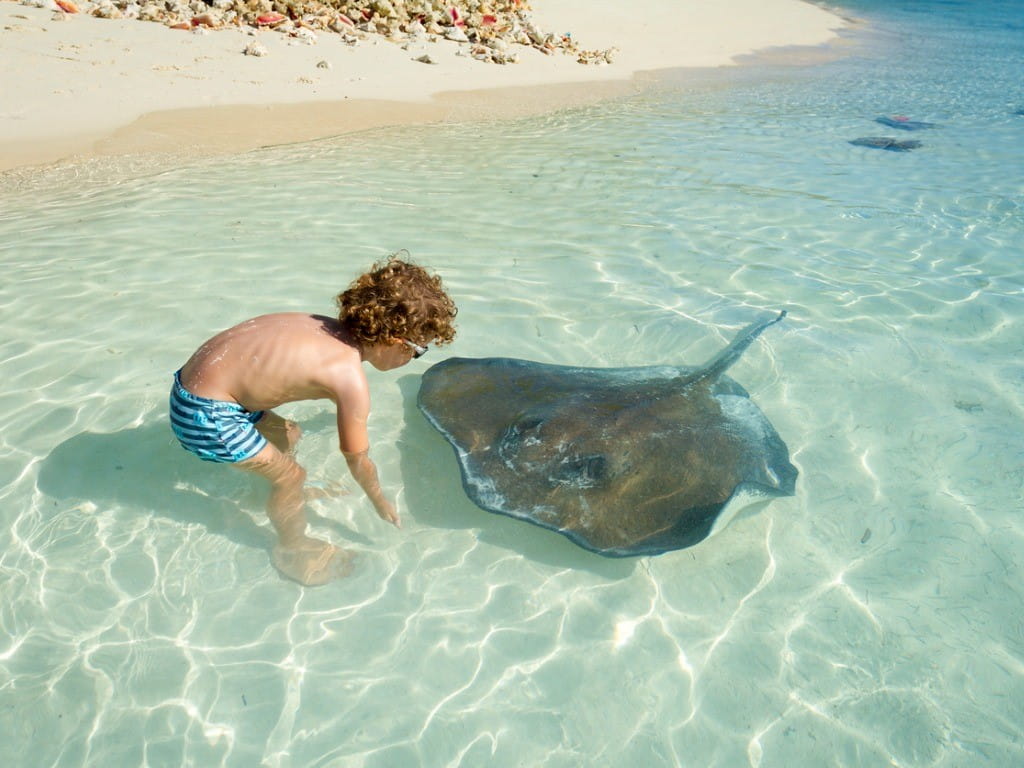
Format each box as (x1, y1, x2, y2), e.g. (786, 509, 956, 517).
(36, 413, 372, 552)
(396, 375, 636, 580)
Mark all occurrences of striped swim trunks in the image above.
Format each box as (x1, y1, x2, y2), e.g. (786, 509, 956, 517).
(169, 371, 267, 463)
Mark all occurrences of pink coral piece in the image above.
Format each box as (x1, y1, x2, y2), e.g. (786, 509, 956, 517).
(256, 12, 286, 26)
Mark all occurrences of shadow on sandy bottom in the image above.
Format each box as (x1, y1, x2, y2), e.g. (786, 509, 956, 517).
(36, 412, 371, 553)
(396, 374, 636, 580)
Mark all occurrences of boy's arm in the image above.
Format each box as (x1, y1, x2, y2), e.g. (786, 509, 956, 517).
(342, 450, 400, 528)
(331, 371, 401, 528)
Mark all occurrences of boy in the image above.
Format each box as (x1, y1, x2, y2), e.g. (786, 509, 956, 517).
(169, 256, 457, 586)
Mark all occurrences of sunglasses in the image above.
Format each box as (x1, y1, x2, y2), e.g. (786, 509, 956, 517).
(402, 339, 428, 359)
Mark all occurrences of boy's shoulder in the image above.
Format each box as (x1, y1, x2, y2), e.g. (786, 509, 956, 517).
(252, 312, 346, 341)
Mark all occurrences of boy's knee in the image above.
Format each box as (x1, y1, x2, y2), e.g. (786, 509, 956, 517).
(244, 450, 306, 488)
(282, 461, 306, 487)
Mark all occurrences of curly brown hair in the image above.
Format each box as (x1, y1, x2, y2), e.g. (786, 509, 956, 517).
(336, 254, 457, 348)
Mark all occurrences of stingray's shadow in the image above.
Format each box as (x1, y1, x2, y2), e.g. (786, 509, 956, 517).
(36, 413, 371, 552)
(397, 375, 636, 579)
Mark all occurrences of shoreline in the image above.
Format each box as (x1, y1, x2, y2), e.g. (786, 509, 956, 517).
(71, 77, 643, 166)
(0, 0, 850, 174)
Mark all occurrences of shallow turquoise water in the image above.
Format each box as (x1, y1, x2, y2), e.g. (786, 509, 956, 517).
(1, 1, 1022, 765)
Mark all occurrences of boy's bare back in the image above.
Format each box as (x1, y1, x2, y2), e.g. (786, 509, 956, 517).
(180, 313, 364, 415)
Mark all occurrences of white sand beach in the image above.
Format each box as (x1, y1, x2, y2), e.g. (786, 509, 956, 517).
(0, 0, 846, 171)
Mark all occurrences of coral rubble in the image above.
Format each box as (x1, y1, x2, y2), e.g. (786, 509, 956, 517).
(26, 0, 617, 65)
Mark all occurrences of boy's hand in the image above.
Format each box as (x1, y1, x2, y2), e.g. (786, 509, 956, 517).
(375, 498, 401, 528)
(342, 449, 401, 529)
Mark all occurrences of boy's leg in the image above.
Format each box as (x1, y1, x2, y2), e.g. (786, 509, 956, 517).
(255, 412, 346, 501)
(236, 441, 351, 586)
(254, 410, 302, 454)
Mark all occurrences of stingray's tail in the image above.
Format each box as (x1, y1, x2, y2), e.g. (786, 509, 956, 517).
(680, 310, 787, 387)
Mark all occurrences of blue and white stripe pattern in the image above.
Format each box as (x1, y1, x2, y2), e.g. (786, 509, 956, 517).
(169, 371, 267, 463)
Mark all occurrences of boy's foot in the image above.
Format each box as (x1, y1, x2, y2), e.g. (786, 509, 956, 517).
(272, 539, 354, 586)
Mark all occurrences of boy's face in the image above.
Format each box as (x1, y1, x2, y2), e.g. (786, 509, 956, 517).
(368, 339, 423, 371)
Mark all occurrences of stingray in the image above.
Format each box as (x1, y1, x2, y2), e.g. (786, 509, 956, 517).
(875, 115, 937, 131)
(417, 311, 797, 557)
(849, 137, 922, 151)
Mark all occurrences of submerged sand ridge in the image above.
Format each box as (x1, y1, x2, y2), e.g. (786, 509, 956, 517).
(0, 0, 846, 172)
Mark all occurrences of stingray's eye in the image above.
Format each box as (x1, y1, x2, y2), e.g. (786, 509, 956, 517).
(517, 417, 545, 432)
(553, 454, 606, 489)
(582, 455, 607, 482)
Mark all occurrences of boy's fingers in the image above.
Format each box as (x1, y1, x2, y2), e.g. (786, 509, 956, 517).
(377, 504, 400, 528)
